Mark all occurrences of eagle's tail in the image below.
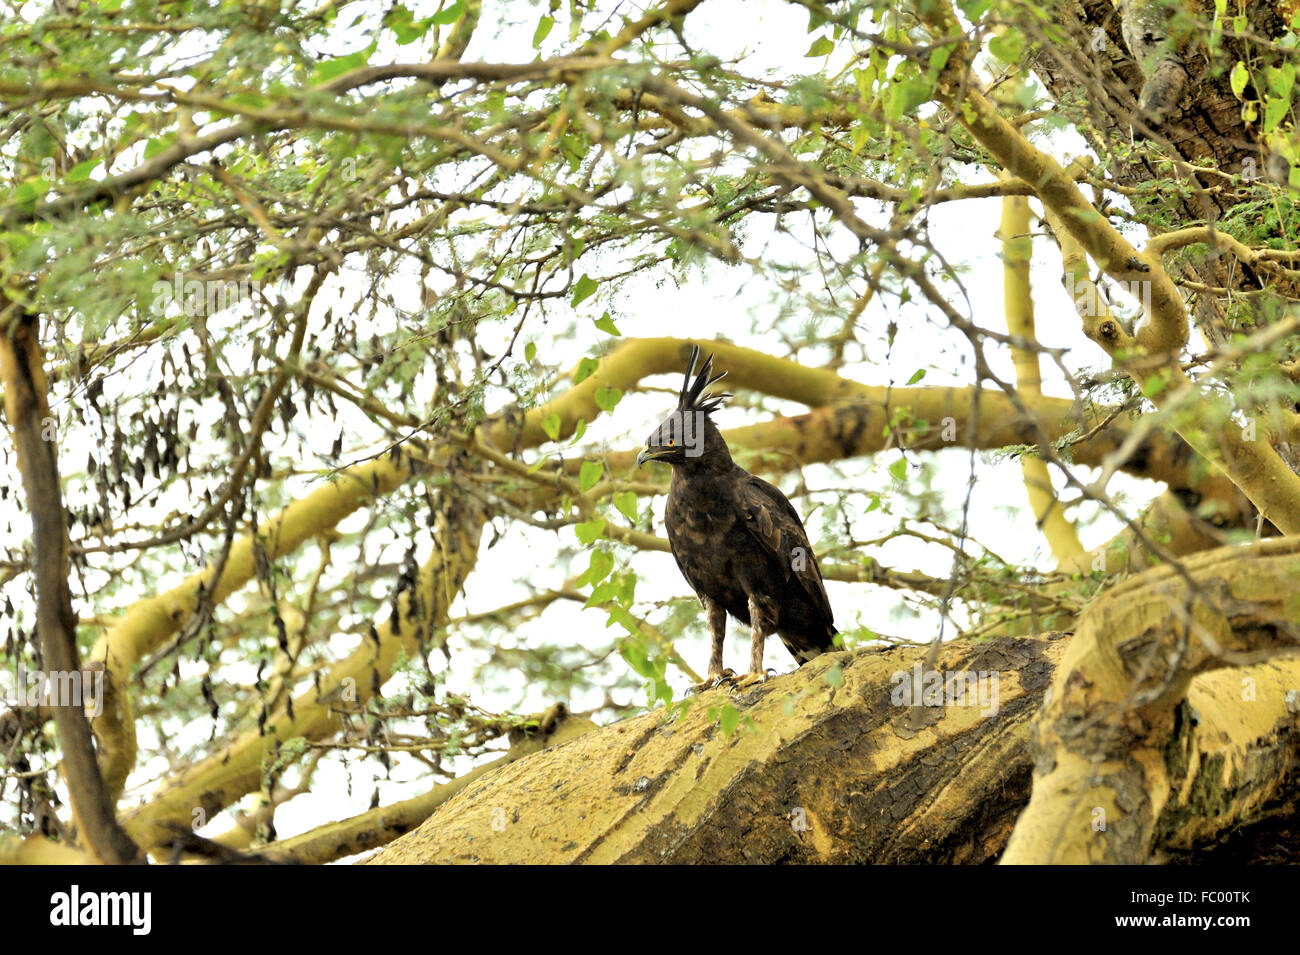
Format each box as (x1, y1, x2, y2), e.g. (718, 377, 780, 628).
(789, 625, 838, 663)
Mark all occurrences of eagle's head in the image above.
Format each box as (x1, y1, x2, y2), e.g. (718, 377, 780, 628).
(636, 345, 731, 469)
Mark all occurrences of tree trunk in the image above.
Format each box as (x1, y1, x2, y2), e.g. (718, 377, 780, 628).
(365, 637, 1059, 864)
(366, 542, 1300, 864)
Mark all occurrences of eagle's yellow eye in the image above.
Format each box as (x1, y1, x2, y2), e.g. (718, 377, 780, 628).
(668, 439, 675, 446)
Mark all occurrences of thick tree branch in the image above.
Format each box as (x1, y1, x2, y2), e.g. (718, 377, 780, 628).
(923, 1, 1300, 535)
(250, 704, 595, 863)
(1001, 187, 1085, 566)
(0, 298, 140, 864)
(121, 474, 489, 851)
(1004, 538, 1300, 863)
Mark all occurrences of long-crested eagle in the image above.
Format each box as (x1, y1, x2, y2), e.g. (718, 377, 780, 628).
(636, 346, 837, 690)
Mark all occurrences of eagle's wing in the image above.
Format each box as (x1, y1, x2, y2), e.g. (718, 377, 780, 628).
(736, 473, 834, 627)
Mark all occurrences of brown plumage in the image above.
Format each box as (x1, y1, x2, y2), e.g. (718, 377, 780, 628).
(636, 345, 837, 689)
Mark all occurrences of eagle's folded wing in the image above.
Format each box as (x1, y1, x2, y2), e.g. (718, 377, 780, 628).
(736, 474, 834, 628)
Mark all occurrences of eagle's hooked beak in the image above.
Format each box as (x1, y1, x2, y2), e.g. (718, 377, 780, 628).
(636, 447, 672, 468)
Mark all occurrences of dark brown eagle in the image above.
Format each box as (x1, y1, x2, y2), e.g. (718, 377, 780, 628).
(636, 345, 837, 690)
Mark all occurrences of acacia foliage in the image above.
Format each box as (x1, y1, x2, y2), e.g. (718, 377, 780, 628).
(1, 0, 1298, 859)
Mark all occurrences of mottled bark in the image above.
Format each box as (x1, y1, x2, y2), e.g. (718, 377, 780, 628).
(366, 542, 1300, 865)
(1004, 539, 1300, 864)
(366, 638, 1060, 864)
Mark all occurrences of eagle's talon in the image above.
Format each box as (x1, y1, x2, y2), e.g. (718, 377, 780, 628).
(732, 670, 769, 690)
(689, 669, 736, 694)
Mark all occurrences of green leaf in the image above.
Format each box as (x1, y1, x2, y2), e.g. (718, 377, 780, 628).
(850, 124, 874, 155)
(718, 704, 741, 735)
(1230, 61, 1249, 98)
(906, 368, 926, 385)
(957, 0, 990, 19)
(854, 65, 876, 99)
(251, 249, 289, 281)
(391, 19, 427, 45)
(580, 459, 603, 493)
(575, 517, 606, 545)
(889, 456, 908, 483)
(313, 47, 374, 84)
(541, 412, 562, 440)
(987, 30, 1025, 65)
(652, 679, 673, 707)
(620, 638, 650, 675)
(593, 311, 620, 335)
(824, 665, 843, 688)
(524, 341, 537, 362)
(613, 490, 638, 522)
(575, 356, 599, 383)
(806, 36, 833, 57)
(594, 386, 622, 412)
(572, 418, 587, 442)
(577, 549, 614, 587)
(1267, 62, 1296, 98)
(571, 273, 598, 306)
(143, 136, 173, 159)
(388, 6, 434, 44)
(0, 231, 32, 256)
(533, 14, 555, 48)
(607, 606, 641, 637)
(1263, 95, 1288, 134)
(888, 78, 932, 119)
(66, 158, 103, 183)
(433, 0, 464, 25)
(13, 179, 48, 204)
(587, 578, 619, 605)
(928, 45, 952, 76)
